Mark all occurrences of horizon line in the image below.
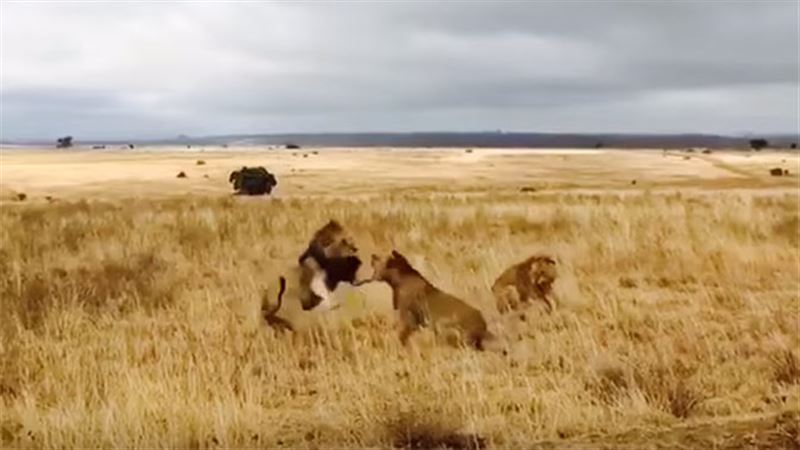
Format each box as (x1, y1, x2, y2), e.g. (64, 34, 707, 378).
(3, 130, 798, 144)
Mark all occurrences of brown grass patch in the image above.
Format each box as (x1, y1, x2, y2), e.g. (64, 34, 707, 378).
(0, 187, 797, 447)
(385, 413, 486, 450)
(772, 349, 800, 386)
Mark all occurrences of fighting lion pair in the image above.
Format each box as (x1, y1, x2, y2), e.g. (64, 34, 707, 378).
(263, 220, 558, 351)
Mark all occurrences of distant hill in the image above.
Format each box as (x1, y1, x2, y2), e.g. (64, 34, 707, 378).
(190, 132, 797, 149)
(4, 132, 798, 149)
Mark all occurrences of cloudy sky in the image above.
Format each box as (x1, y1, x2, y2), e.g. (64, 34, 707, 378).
(1, 1, 797, 140)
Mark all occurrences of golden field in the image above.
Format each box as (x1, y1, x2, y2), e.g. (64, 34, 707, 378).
(1, 147, 799, 449)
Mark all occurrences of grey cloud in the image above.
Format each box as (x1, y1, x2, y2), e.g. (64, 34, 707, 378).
(2, 89, 187, 139)
(1, 1, 797, 139)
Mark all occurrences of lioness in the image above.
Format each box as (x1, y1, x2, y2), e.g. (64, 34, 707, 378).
(492, 255, 557, 314)
(370, 250, 494, 350)
(296, 220, 363, 311)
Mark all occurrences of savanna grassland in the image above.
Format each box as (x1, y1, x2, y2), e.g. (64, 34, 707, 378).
(1, 147, 799, 449)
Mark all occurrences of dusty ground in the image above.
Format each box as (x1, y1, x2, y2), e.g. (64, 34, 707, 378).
(0, 146, 798, 449)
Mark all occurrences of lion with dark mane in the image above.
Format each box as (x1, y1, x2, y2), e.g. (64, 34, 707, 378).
(260, 220, 364, 330)
(296, 220, 364, 311)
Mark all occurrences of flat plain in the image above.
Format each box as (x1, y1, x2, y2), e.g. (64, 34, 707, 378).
(1, 147, 798, 448)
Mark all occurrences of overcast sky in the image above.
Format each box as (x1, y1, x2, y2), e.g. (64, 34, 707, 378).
(1, 1, 798, 140)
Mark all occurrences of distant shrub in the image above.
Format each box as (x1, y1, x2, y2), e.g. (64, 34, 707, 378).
(228, 166, 277, 195)
(176, 171, 187, 178)
(750, 138, 768, 151)
(15, 193, 26, 202)
(56, 136, 73, 148)
(196, 160, 206, 166)
(285, 143, 301, 149)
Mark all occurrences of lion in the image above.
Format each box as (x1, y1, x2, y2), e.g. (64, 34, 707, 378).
(492, 255, 557, 314)
(369, 250, 495, 350)
(299, 243, 362, 311)
(254, 220, 364, 321)
(296, 220, 363, 311)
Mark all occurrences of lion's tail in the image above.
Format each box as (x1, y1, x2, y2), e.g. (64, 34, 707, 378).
(261, 276, 287, 320)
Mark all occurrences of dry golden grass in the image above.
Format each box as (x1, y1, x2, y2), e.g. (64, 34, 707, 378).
(0, 148, 799, 448)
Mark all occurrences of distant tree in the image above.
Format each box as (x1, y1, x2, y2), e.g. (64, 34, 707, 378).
(56, 136, 73, 148)
(749, 138, 768, 151)
(594, 141, 604, 149)
(228, 166, 277, 195)
(791, 143, 797, 149)
(285, 143, 301, 149)
(128, 144, 135, 149)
